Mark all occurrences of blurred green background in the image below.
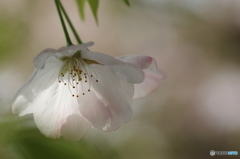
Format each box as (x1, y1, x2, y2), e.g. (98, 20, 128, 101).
(1, 0, 240, 159)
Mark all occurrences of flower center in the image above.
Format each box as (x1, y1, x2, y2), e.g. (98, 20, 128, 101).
(58, 52, 99, 97)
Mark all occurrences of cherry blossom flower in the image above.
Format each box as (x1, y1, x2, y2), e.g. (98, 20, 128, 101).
(11, 42, 164, 140)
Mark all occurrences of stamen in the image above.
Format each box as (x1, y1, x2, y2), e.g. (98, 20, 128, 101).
(58, 56, 100, 97)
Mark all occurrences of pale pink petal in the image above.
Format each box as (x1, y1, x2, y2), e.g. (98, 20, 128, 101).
(91, 64, 133, 123)
(134, 70, 164, 99)
(120, 79, 134, 105)
(117, 55, 153, 69)
(117, 55, 166, 99)
(77, 90, 121, 131)
(61, 114, 91, 141)
(77, 64, 133, 131)
(148, 58, 161, 73)
(81, 51, 144, 83)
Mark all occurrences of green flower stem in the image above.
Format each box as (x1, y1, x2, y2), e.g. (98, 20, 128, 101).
(55, 0, 73, 46)
(58, 1, 83, 44)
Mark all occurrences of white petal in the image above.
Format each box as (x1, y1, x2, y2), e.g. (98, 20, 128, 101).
(78, 64, 133, 131)
(81, 51, 144, 83)
(12, 57, 63, 116)
(61, 114, 90, 141)
(58, 42, 94, 56)
(34, 42, 95, 69)
(33, 80, 90, 139)
(34, 48, 63, 69)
